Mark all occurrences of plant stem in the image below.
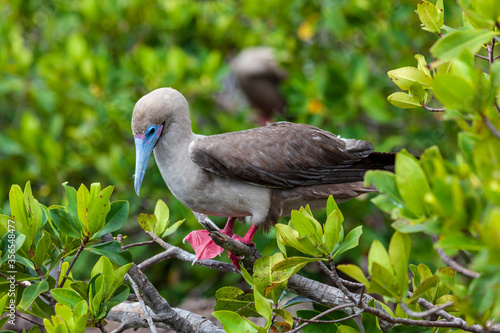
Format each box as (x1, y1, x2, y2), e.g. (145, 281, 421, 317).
(59, 235, 89, 288)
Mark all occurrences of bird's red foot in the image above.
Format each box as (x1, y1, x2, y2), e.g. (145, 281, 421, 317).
(228, 226, 258, 269)
(184, 217, 237, 262)
(183, 230, 223, 261)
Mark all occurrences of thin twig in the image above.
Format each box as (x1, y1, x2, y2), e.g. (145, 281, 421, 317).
(0, 272, 27, 287)
(475, 54, 489, 60)
(480, 113, 500, 140)
(422, 104, 445, 112)
(494, 100, 500, 116)
(432, 236, 480, 278)
(59, 236, 89, 287)
(122, 240, 155, 250)
(143, 231, 238, 273)
(16, 312, 44, 326)
(400, 301, 454, 318)
(290, 310, 361, 333)
(126, 273, 158, 333)
(29, 248, 46, 282)
(95, 321, 108, 333)
(320, 260, 495, 332)
(55, 255, 65, 287)
(487, 42, 494, 65)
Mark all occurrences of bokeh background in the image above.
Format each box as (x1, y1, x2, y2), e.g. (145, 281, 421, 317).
(0, 0, 461, 305)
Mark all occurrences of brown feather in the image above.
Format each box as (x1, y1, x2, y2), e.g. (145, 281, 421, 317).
(189, 122, 382, 188)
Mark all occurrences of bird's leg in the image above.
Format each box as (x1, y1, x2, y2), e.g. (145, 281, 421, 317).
(232, 224, 258, 245)
(220, 217, 236, 237)
(228, 224, 259, 269)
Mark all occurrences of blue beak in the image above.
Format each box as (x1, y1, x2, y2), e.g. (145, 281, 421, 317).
(134, 124, 163, 195)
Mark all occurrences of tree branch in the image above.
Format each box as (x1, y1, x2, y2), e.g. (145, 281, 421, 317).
(432, 236, 480, 278)
(399, 301, 454, 318)
(475, 54, 489, 60)
(101, 234, 198, 333)
(480, 113, 500, 140)
(60, 235, 89, 287)
(319, 260, 499, 332)
(143, 231, 238, 273)
(122, 240, 155, 250)
(290, 303, 361, 333)
(16, 312, 44, 327)
(422, 104, 445, 112)
(126, 273, 157, 333)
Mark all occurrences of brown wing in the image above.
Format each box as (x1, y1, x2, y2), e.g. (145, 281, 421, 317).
(189, 122, 377, 188)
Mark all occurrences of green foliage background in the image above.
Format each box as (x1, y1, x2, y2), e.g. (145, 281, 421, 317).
(0, 0, 460, 303)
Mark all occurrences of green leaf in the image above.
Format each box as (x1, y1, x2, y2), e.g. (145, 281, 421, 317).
(473, 0, 500, 26)
(253, 253, 287, 303)
(9, 185, 28, 229)
(23, 181, 43, 231)
(161, 219, 184, 238)
(87, 241, 132, 266)
(48, 207, 83, 239)
(368, 240, 393, 276)
(77, 184, 90, 232)
(370, 262, 400, 300)
(388, 232, 411, 296)
(89, 275, 105, 315)
(338, 326, 359, 333)
(275, 223, 305, 253)
(387, 67, 433, 90)
(93, 200, 129, 238)
(291, 208, 322, 240)
(337, 264, 371, 287)
(214, 286, 259, 317)
(240, 265, 254, 287)
(19, 280, 49, 310)
(107, 284, 130, 308)
(408, 275, 440, 303)
(137, 213, 157, 233)
(62, 182, 79, 221)
(253, 288, 272, 328)
(272, 256, 324, 284)
(32, 231, 51, 268)
(154, 199, 170, 236)
(324, 209, 343, 254)
(387, 92, 421, 109)
(87, 186, 114, 237)
(325, 195, 339, 216)
(91, 256, 114, 298)
(417, 1, 443, 34)
(0, 294, 9, 314)
(362, 311, 383, 333)
(433, 75, 474, 111)
(212, 310, 260, 333)
(111, 263, 133, 298)
(430, 29, 499, 61)
(332, 226, 363, 258)
(69, 281, 89, 301)
(409, 82, 426, 104)
(395, 150, 431, 216)
(414, 54, 431, 78)
(51, 288, 84, 308)
(364, 170, 404, 206)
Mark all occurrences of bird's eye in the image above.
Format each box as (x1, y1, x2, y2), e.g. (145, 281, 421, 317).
(146, 126, 156, 136)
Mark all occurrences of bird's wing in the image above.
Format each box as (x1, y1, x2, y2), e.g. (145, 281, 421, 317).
(189, 122, 375, 188)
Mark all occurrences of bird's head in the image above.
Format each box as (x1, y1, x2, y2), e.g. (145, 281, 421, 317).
(131, 87, 190, 195)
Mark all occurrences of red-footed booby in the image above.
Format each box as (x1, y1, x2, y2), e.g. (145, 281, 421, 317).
(132, 88, 394, 268)
(231, 47, 287, 125)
